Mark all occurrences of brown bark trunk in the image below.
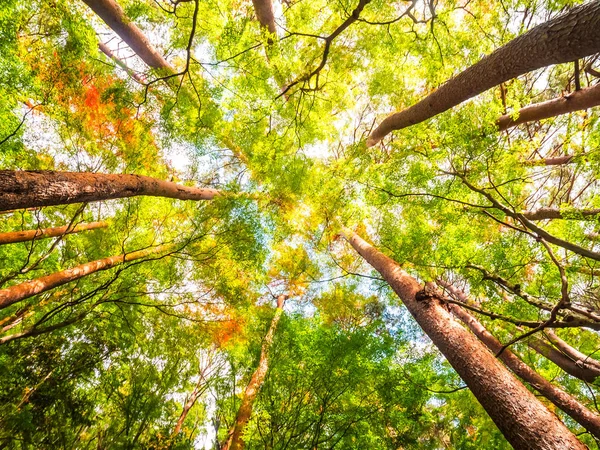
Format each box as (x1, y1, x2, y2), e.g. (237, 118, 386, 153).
(222, 295, 286, 450)
(173, 378, 206, 435)
(367, 1, 600, 146)
(342, 229, 586, 449)
(525, 155, 576, 166)
(449, 303, 600, 439)
(0, 171, 219, 211)
(498, 82, 600, 130)
(0, 221, 107, 245)
(0, 244, 170, 310)
(545, 329, 600, 372)
(81, 0, 173, 70)
(521, 207, 600, 220)
(251, 0, 277, 38)
(528, 336, 600, 382)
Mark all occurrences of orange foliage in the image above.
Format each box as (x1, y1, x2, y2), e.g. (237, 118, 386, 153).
(212, 313, 246, 348)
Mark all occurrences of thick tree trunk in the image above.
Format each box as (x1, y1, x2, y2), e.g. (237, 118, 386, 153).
(0, 221, 107, 245)
(498, 82, 600, 130)
(449, 303, 600, 439)
(0, 245, 170, 310)
(342, 229, 586, 449)
(546, 329, 600, 372)
(0, 171, 219, 211)
(521, 207, 600, 220)
(81, 0, 173, 70)
(222, 295, 286, 450)
(251, 0, 277, 38)
(528, 336, 600, 382)
(367, 1, 600, 146)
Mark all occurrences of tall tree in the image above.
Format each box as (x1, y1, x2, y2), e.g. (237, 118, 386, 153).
(341, 228, 586, 449)
(367, 1, 600, 146)
(0, 221, 107, 245)
(0, 171, 219, 211)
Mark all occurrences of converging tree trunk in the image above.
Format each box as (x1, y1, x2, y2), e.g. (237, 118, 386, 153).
(527, 336, 600, 382)
(173, 378, 208, 436)
(81, 0, 173, 70)
(498, 82, 600, 130)
(522, 207, 600, 221)
(251, 0, 277, 40)
(341, 228, 586, 449)
(0, 171, 219, 211)
(222, 294, 287, 450)
(0, 245, 171, 310)
(0, 221, 107, 245)
(367, 1, 600, 146)
(545, 329, 600, 372)
(447, 302, 600, 439)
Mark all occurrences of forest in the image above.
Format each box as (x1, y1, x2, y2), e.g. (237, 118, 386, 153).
(1, 0, 600, 448)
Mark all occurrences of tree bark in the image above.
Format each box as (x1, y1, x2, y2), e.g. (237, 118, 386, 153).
(521, 207, 600, 220)
(251, 0, 277, 39)
(222, 295, 287, 450)
(0, 245, 170, 310)
(545, 329, 600, 372)
(448, 302, 600, 439)
(528, 336, 600, 382)
(342, 228, 586, 449)
(367, 1, 600, 146)
(498, 82, 600, 131)
(0, 171, 219, 211)
(0, 221, 107, 245)
(525, 155, 576, 166)
(81, 0, 173, 70)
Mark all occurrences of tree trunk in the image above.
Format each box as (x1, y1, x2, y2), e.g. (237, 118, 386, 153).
(222, 295, 287, 450)
(251, 0, 277, 38)
(521, 207, 600, 221)
(448, 302, 600, 439)
(173, 378, 207, 435)
(0, 245, 171, 310)
(81, 0, 173, 70)
(0, 221, 107, 245)
(545, 329, 600, 372)
(525, 155, 576, 166)
(528, 336, 600, 382)
(367, 1, 600, 146)
(0, 171, 219, 211)
(342, 229, 586, 449)
(498, 82, 600, 130)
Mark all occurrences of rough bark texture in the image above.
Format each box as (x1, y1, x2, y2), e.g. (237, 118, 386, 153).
(222, 295, 286, 450)
(0, 171, 219, 211)
(251, 0, 277, 37)
(498, 82, 600, 130)
(0, 221, 107, 245)
(343, 229, 586, 449)
(0, 245, 170, 310)
(546, 329, 600, 372)
(81, 0, 173, 70)
(367, 1, 600, 146)
(528, 336, 600, 382)
(521, 207, 600, 220)
(449, 303, 600, 439)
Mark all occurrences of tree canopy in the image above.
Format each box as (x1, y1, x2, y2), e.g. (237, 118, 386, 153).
(2, 0, 600, 448)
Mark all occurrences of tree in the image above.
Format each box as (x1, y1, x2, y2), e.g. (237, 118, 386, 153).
(0, 221, 107, 245)
(367, 1, 600, 146)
